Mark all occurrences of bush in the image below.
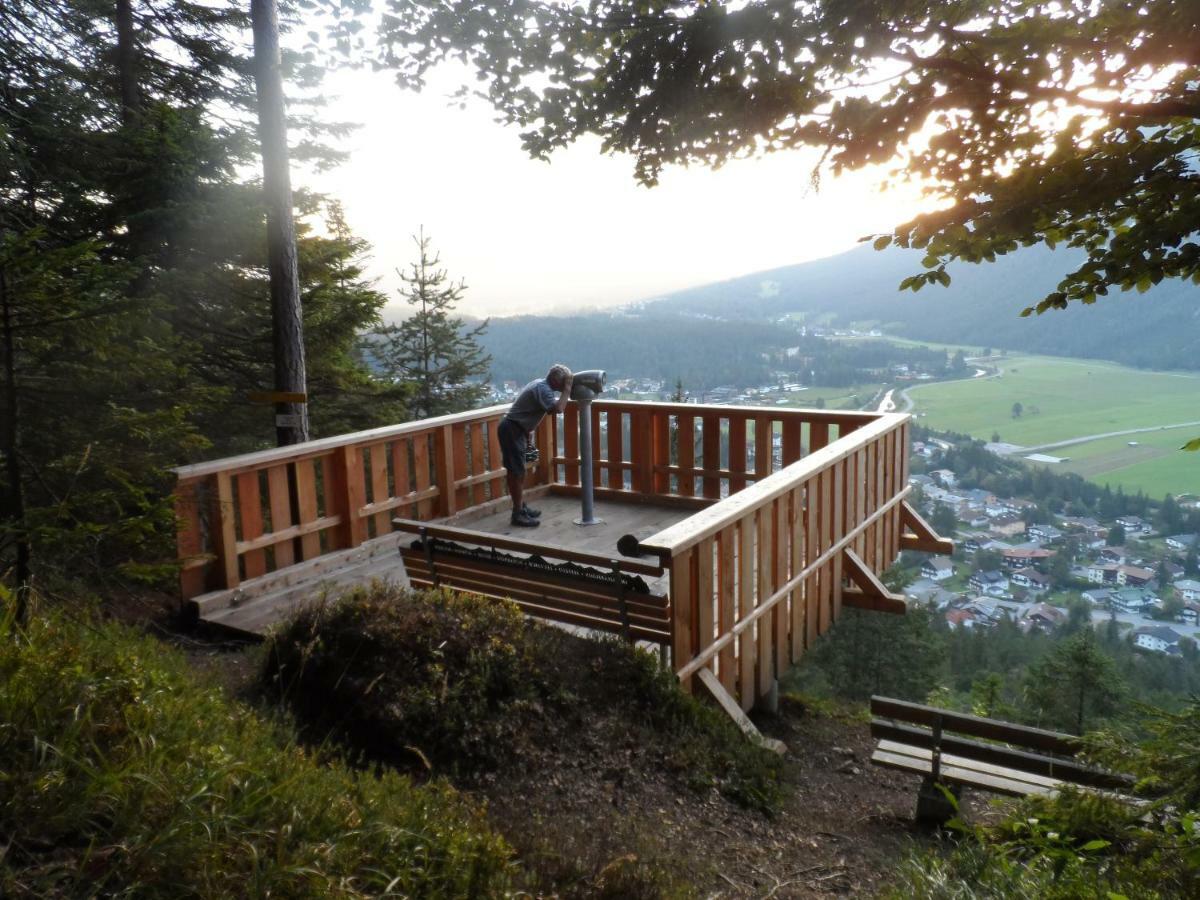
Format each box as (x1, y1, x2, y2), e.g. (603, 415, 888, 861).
(0, 606, 512, 898)
(263, 583, 782, 812)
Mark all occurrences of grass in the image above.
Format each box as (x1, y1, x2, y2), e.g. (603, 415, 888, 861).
(0, 603, 513, 898)
(1025, 428, 1200, 498)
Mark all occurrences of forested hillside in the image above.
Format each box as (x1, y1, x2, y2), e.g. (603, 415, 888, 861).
(647, 244, 1200, 371)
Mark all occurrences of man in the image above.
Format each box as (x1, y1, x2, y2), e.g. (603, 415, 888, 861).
(498, 364, 573, 527)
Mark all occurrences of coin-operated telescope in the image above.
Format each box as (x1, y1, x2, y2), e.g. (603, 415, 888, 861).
(569, 369, 606, 525)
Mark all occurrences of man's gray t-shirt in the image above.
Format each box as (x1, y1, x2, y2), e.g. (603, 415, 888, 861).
(506, 379, 557, 433)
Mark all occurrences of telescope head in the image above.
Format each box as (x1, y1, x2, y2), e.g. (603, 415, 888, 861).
(569, 369, 606, 401)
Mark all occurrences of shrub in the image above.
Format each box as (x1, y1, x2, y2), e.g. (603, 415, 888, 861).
(263, 583, 782, 812)
(0, 607, 512, 898)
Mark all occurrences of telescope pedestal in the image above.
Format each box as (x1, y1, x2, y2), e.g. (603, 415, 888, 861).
(573, 393, 603, 527)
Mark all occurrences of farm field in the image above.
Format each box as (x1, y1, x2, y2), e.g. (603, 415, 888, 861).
(907, 355, 1200, 446)
(906, 354, 1200, 496)
(1026, 430, 1200, 499)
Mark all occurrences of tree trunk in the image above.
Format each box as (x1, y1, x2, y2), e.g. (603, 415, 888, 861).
(115, 0, 140, 123)
(251, 0, 309, 446)
(0, 255, 31, 625)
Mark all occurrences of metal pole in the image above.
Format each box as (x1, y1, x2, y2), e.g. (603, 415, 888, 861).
(574, 395, 602, 525)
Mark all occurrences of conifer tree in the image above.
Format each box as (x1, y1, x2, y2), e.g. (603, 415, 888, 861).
(377, 231, 490, 419)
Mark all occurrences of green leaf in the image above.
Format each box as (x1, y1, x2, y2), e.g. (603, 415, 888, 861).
(1180, 437, 1200, 452)
(1080, 839, 1110, 851)
(872, 235, 891, 251)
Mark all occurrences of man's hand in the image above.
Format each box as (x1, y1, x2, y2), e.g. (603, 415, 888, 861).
(554, 369, 573, 413)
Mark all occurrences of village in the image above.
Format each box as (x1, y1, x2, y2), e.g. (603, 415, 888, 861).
(909, 438, 1200, 657)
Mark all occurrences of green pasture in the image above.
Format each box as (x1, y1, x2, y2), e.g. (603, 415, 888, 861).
(907, 355, 1200, 447)
(1026, 429, 1200, 498)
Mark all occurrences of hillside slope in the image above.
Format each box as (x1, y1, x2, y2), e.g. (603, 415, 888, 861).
(647, 244, 1200, 371)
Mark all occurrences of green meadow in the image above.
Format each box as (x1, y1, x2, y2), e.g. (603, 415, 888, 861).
(906, 354, 1200, 496)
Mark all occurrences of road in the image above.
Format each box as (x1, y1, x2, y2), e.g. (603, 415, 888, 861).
(1019, 422, 1200, 455)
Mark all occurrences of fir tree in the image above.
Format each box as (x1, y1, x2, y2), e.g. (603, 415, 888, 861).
(377, 230, 490, 419)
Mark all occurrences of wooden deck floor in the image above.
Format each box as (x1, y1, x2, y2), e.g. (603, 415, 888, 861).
(443, 493, 693, 559)
(195, 491, 694, 636)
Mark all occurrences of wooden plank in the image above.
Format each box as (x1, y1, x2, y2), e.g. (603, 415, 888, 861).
(671, 548, 695, 692)
(695, 536, 716, 672)
(701, 415, 721, 499)
(717, 525, 737, 693)
(534, 414, 555, 487)
(788, 486, 804, 663)
(756, 506, 774, 698)
(265, 465, 295, 569)
(563, 403, 580, 486)
(773, 497, 788, 675)
(728, 415, 747, 493)
(696, 669, 786, 755)
(781, 418, 801, 467)
(630, 409, 651, 493)
(434, 425, 457, 517)
(453, 424, 470, 511)
(471, 421, 487, 506)
(804, 477, 818, 650)
(175, 479, 209, 599)
(676, 413, 695, 497)
(818, 468, 834, 634)
(369, 443, 391, 537)
(412, 434, 434, 519)
(753, 415, 772, 481)
(870, 746, 1059, 798)
(294, 458, 322, 559)
(831, 458, 844, 620)
(737, 515, 756, 712)
(333, 444, 367, 548)
(809, 421, 829, 454)
(607, 409, 624, 490)
(212, 471, 240, 588)
(391, 438, 412, 519)
(236, 471, 267, 579)
(843, 548, 906, 613)
(870, 696, 1083, 757)
(651, 411, 671, 495)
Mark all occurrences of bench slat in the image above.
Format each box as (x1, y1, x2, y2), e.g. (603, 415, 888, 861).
(872, 743, 1061, 798)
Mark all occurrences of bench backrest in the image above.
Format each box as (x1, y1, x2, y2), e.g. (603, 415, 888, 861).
(870, 695, 1132, 791)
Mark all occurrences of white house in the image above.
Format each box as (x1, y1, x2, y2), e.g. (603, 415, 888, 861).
(1133, 625, 1184, 655)
(1116, 515, 1152, 535)
(1166, 534, 1199, 552)
(1175, 579, 1200, 602)
(1177, 601, 1200, 628)
(1010, 568, 1050, 593)
(921, 556, 955, 582)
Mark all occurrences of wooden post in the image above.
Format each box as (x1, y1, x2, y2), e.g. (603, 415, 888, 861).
(212, 472, 239, 589)
(331, 444, 366, 547)
(434, 425, 457, 517)
(671, 548, 695, 693)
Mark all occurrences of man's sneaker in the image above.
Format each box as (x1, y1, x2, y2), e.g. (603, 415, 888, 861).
(522, 503, 542, 518)
(510, 510, 540, 528)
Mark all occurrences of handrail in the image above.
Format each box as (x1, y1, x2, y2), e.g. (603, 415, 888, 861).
(674, 486, 911, 681)
(589, 399, 881, 425)
(174, 404, 510, 480)
(640, 413, 906, 557)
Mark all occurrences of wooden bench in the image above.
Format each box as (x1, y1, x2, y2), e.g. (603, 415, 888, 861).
(393, 519, 671, 645)
(869, 696, 1134, 824)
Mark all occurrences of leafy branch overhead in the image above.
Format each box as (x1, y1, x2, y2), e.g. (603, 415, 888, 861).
(370, 0, 1199, 315)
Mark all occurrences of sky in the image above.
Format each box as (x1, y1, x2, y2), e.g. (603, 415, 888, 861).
(304, 64, 932, 320)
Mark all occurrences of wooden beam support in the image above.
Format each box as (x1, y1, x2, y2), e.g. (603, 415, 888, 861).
(899, 501, 954, 555)
(842, 548, 906, 615)
(696, 668, 787, 755)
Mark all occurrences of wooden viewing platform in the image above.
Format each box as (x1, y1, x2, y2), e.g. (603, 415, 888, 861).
(173, 400, 951, 714)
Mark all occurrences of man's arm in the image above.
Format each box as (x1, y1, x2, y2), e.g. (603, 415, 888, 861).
(553, 372, 573, 413)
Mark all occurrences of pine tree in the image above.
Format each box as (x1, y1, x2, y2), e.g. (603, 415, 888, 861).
(1024, 630, 1125, 734)
(377, 231, 490, 419)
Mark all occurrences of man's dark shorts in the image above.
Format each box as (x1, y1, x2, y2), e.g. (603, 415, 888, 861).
(497, 417, 527, 477)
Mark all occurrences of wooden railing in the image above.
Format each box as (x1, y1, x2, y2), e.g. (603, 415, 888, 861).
(173, 404, 556, 600)
(634, 411, 923, 712)
(173, 402, 944, 706)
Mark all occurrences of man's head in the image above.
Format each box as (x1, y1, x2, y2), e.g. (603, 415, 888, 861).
(546, 364, 571, 391)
